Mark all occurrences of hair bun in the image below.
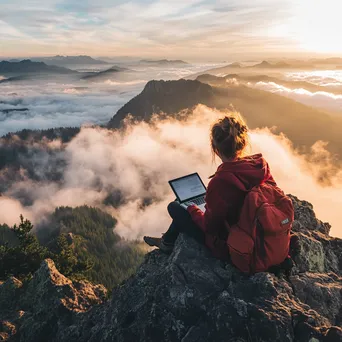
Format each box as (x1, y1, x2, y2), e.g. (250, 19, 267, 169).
(210, 113, 248, 159)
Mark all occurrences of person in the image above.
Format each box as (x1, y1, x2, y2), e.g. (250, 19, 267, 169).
(144, 113, 277, 261)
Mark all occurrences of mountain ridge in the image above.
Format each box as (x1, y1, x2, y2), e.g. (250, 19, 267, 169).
(140, 59, 188, 65)
(107, 79, 342, 161)
(0, 60, 76, 75)
(30, 55, 109, 66)
(81, 65, 129, 80)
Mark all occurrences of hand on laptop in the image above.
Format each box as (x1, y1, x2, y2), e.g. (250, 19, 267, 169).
(180, 202, 196, 210)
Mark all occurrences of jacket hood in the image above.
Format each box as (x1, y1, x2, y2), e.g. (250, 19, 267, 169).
(214, 153, 273, 191)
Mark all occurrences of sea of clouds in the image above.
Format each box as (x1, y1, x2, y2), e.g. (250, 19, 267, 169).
(1, 105, 342, 239)
(253, 81, 342, 114)
(0, 62, 225, 136)
(1, 66, 342, 240)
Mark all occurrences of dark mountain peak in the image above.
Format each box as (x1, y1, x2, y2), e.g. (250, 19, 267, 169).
(82, 65, 128, 80)
(140, 59, 188, 65)
(0, 60, 75, 74)
(251, 61, 292, 69)
(30, 55, 109, 66)
(108, 79, 214, 128)
(253, 60, 272, 68)
(142, 78, 209, 92)
(228, 62, 242, 68)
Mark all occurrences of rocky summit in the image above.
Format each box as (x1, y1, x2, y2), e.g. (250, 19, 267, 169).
(1, 195, 342, 342)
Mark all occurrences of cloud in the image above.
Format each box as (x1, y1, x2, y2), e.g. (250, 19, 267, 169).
(0, 0, 298, 59)
(0, 77, 146, 135)
(1, 105, 342, 241)
(286, 71, 342, 87)
(0, 63, 224, 136)
(253, 81, 342, 114)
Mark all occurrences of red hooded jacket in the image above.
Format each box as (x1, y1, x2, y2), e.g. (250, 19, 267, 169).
(187, 153, 276, 260)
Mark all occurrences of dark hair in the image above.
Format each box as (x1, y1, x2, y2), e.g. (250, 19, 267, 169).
(210, 113, 248, 160)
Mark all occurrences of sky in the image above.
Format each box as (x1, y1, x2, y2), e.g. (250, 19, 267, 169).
(0, 0, 342, 61)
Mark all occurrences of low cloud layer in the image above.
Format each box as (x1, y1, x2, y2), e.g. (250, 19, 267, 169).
(253, 81, 342, 114)
(0, 62, 224, 136)
(1, 105, 342, 239)
(0, 79, 143, 136)
(286, 71, 342, 87)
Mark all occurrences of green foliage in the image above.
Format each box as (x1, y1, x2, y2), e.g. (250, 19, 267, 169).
(0, 224, 17, 246)
(1, 207, 145, 289)
(0, 215, 93, 282)
(41, 206, 145, 289)
(53, 233, 94, 280)
(0, 216, 48, 281)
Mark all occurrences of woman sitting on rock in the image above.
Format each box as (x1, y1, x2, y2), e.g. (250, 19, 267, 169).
(144, 113, 292, 272)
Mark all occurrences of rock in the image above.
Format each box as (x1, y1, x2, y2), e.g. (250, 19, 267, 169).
(0, 277, 22, 311)
(290, 273, 342, 325)
(291, 232, 326, 273)
(289, 195, 331, 235)
(0, 259, 107, 342)
(0, 195, 342, 342)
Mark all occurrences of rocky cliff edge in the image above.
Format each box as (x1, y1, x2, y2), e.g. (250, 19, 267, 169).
(1, 195, 341, 342)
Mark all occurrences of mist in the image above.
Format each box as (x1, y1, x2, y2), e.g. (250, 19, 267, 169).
(253, 81, 342, 114)
(0, 62, 225, 136)
(0, 105, 341, 239)
(0, 79, 144, 136)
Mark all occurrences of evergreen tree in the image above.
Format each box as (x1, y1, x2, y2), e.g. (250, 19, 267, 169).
(0, 215, 48, 280)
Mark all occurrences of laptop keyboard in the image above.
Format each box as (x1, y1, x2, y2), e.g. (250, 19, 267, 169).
(185, 197, 205, 206)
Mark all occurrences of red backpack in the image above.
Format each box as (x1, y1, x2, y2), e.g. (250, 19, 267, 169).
(227, 182, 294, 274)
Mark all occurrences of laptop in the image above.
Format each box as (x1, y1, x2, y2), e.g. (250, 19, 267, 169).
(169, 173, 207, 212)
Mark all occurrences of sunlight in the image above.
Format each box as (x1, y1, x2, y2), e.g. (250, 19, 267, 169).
(292, 0, 342, 53)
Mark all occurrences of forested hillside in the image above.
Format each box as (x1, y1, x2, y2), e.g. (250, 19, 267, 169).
(40, 206, 145, 288)
(0, 207, 145, 289)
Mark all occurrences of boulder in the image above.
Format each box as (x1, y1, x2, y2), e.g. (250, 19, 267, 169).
(0, 259, 107, 342)
(0, 195, 341, 342)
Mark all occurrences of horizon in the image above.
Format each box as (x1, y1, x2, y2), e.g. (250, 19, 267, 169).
(1, 0, 342, 61)
(2, 54, 342, 65)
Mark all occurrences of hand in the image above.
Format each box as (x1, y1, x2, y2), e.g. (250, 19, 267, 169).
(180, 203, 188, 210)
(180, 202, 195, 210)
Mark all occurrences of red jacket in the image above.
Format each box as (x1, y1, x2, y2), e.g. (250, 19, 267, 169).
(187, 153, 276, 260)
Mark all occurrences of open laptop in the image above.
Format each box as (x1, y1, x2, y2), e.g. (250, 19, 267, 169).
(169, 173, 207, 212)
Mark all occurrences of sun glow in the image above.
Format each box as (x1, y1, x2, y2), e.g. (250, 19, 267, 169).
(292, 0, 342, 54)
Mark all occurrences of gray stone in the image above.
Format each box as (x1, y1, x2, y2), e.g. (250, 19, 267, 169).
(0, 195, 341, 342)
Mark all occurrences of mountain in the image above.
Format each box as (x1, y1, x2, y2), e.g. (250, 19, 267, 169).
(0, 205, 144, 290)
(250, 60, 293, 69)
(192, 60, 317, 77)
(311, 57, 342, 65)
(82, 65, 129, 80)
(214, 73, 342, 95)
(251, 60, 274, 68)
(108, 79, 215, 128)
(227, 62, 242, 68)
(31, 55, 109, 66)
(0, 60, 76, 75)
(140, 59, 188, 66)
(0, 75, 31, 83)
(0, 195, 341, 341)
(38, 206, 145, 288)
(107, 79, 342, 160)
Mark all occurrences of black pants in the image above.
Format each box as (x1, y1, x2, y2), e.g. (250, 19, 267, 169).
(162, 201, 205, 244)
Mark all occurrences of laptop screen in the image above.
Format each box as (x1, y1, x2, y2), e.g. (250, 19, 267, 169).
(169, 173, 206, 202)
